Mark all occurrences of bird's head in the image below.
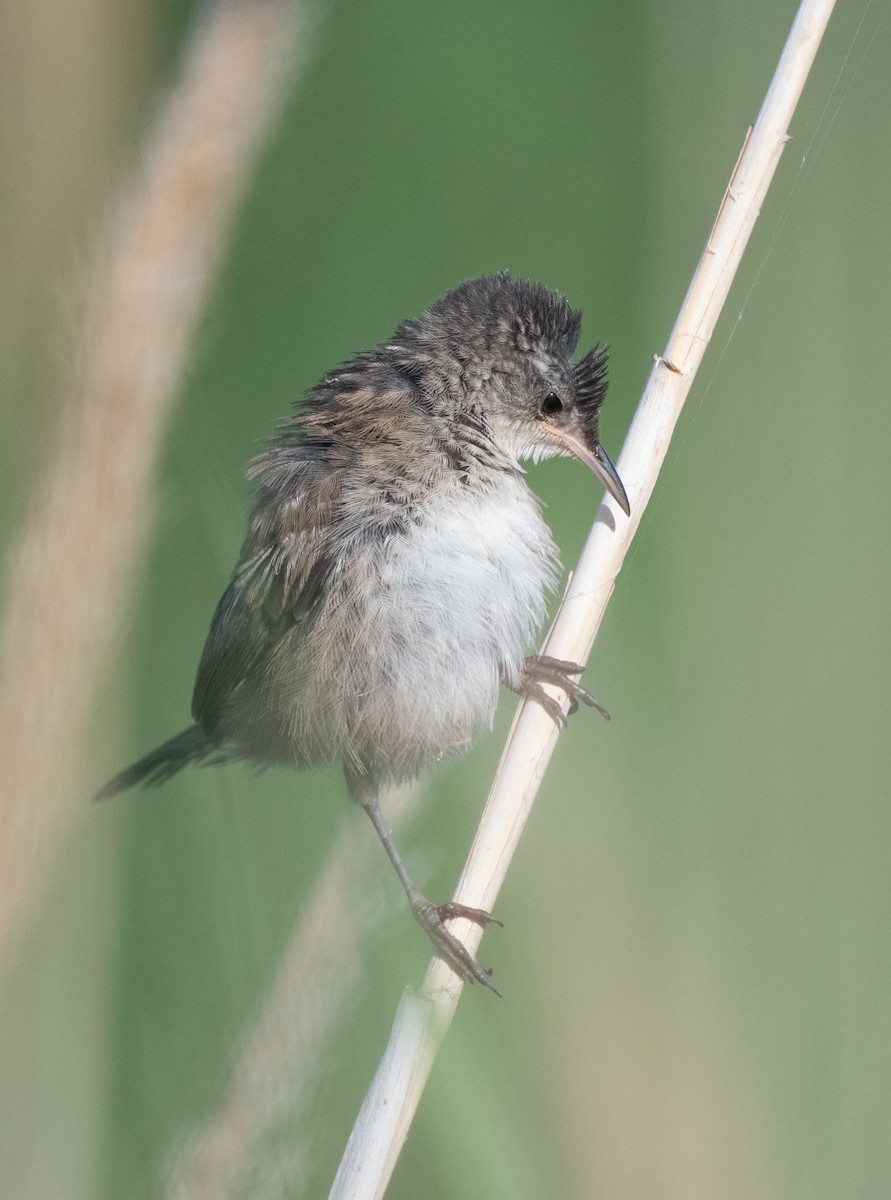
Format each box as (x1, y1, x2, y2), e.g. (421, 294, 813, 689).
(393, 274, 630, 515)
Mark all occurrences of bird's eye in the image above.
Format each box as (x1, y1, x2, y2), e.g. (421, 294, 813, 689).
(540, 393, 563, 417)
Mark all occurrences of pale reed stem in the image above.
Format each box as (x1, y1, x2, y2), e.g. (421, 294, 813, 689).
(328, 2, 838, 1197)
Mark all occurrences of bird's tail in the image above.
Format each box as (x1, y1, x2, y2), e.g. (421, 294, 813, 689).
(94, 724, 223, 800)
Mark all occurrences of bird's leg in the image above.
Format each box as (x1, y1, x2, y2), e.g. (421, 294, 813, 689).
(349, 773, 501, 993)
(510, 654, 610, 727)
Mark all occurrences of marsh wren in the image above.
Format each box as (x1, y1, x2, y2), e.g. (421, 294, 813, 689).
(97, 274, 630, 991)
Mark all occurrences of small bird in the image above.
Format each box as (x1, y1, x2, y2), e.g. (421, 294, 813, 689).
(97, 274, 629, 990)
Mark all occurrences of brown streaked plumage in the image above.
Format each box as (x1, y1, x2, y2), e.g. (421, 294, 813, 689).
(96, 274, 629, 991)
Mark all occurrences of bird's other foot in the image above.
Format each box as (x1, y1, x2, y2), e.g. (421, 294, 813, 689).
(516, 654, 609, 726)
(409, 892, 502, 995)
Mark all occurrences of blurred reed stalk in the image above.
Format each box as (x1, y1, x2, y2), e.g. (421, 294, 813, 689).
(0, 0, 314, 976)
(164, 786, 418, 1200)
(328, 1, 838, 1197)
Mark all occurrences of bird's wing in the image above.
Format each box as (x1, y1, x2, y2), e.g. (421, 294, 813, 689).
(190, 376, 434, 736)
(191, 457, 341, 733)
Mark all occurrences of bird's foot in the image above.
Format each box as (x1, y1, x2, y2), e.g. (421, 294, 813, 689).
(410, 892, 502, 995)
(518, 654, 609, 727)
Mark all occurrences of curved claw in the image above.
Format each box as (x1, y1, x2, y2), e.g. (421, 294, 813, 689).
(514, 655, 610, 723)
(410, 893, 502, 994)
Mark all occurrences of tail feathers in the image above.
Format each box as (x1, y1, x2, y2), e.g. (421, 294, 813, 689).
(94, 724, 227, 800)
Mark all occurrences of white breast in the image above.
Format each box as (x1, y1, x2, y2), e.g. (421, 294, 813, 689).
(247, 473, 560, 783)
(362, 474, 558, 766)
(399, 477, 557, 681)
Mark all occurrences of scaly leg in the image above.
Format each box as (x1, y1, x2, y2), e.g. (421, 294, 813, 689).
(347, 770, 501, 993)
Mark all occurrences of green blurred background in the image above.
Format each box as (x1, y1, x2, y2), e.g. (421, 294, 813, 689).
(2, 0, 890, 1197)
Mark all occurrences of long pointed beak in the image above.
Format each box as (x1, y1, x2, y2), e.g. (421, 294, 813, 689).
(542, 423, 631, 516)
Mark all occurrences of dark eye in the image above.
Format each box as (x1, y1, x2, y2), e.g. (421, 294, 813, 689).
(540, 393, 563, 416)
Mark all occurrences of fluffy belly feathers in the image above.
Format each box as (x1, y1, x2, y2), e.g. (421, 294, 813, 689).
(237, 480, 559, 781)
